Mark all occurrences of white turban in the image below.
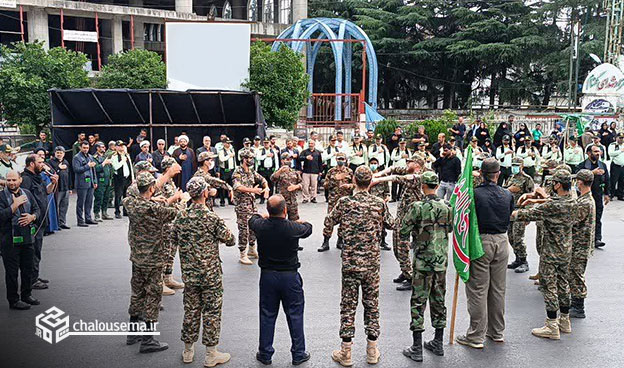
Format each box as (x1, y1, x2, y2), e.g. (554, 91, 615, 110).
(178, 135, 189, 143)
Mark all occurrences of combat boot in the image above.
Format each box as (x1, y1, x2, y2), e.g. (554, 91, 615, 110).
(514, 258, 529, 273)
(318, 236, 330, 252)
(380, 241, 391, 251)
(162, 283, 175, 296)
(531, 318, 560, 340)
(366, 339, 380, 364)
(164, 274, 184, 289)
(247, 245, 259, 259)
(331, 341, 353, 367)
(397, 280, 411, 291)
(139, 322, 169, 353)
(94, 213, 102, 222)
(336, 237, 344, 250)
(204, 345, 231, 367)
(393, 273, 407, 283)
(424, 328, 444, 356)
(126, 316, 141, 345)
(239, 250, 253, 265)
(403, 331, 423, 362)
(570, 298, 586, 318)
(558, 313, 572, 333)
(507, 257, 522, 269)
(182, 343, 194, 363)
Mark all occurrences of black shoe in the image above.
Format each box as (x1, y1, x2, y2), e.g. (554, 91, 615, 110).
(60, 224, 71, 229)
(397, 280, 411, 291)
(380, 242, 391, 251)
(85, 220, 98, 225)
(403, 345, 422, 362)
(139, 337, 168, 353)
(32, 281, 48, 289)
(393, 273, 407, 283)
(298, 246, 304, 251)
(424, 329, 444, 356)
(77, 223, 89, 227)
(127, 335, 141, 345)
(38, 277, 49, 283)
(570, 297, 586, 318)
(311, 198, 317, 203)
(318, 240, 330, 252)
(514, 261, 529, 273)
(220, 201, 225, 207)
(292, 352, 310, 365)
(256, 352, 272, 365)
(21, 296, 40, 305)
(595, 240, 605, 248)
(9, 301, 31, 310)
(115, 213, 122, 219)
(507, 258, 522, 269)
(336, 238, 343, 250)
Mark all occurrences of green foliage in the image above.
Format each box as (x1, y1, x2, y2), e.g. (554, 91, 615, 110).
(242, 42, 309, 129)
(96, 49, 166, 89)
(374, 119, 399, 140)
(420, 119, 452, 142)
(0, 42, 89, 133)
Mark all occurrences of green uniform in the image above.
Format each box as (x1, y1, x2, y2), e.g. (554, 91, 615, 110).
(93, 154, 113, 216)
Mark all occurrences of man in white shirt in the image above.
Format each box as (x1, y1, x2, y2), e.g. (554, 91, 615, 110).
(495, 135, 514, 185)
(564, 137, 584, 172)
(111, 140, 135, 218)
(218, 139, 236, 206)
(167, 136, 179, 156)
(516, 138, 540, 179)
(390, 138, 411, 201)
(608, 132, 624, 200)
(347, 134, 368, 171)
(256, 138, 279, 203)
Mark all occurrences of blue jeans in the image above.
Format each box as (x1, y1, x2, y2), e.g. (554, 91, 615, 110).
(258, 270, 306, 361)
(437, 181, 455, 201)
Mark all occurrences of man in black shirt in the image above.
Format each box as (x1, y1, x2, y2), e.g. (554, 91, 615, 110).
(48, 147, 70, 229)
(456, 158, 513, 349)
(298, 140, 323, 203)
(432, 144, 461, 200)
(577, 145, 610, 247)
(249, 195, 312, 366)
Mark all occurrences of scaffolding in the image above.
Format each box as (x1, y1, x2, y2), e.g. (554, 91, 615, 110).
(604, 0, 624, 64)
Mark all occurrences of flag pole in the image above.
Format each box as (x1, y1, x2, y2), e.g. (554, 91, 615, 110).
(449, 272, 460, 344)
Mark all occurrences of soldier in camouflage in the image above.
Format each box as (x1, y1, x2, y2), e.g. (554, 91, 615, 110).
(512, 170, 577, 340)
(505, 157, 535, 273)
(323, 166, 394, 367)
(368, 157, 391, 251)
(232, 149, 269, 265)
(400, 171, 452, 362)
(194, 151, 232, 211)
(569, 169, 596, 319)
(125, 161, 158, 199)
(270, 152, 303, 221)
(173, 176, 235, 367)
(122, 172, 182, 353)
(319, 152, 353, 251)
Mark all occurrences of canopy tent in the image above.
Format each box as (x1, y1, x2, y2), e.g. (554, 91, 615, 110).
(49, 88, 266, 151)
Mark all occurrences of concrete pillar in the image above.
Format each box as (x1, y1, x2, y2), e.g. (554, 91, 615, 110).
(175, 0, 193, 14)
(292, 0, 307, 22)
(133, 19, 144, 49)
(27, 7, 49, 49)
(111, 16, 123, 54)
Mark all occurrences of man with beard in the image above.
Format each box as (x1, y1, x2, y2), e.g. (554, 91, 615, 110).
(172, 135, 197, 192)
(577, 145, 610, 248)
(73, 141, 98, 227)
(48, 147, 71, 229)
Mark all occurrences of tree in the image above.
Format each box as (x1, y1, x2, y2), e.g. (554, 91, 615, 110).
(0, 42, 89, 134)
(243, 42, 309, 129)
(96, 49, 167, 89)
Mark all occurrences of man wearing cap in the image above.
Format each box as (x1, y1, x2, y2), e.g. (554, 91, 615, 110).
(111, 140, 135, 219)
(123, 172, 182, 353)
(48, 146, 71, 229)
(271, 153, 302, 221)
(238, 138, 254, 164)
(504, 157, 535, 273)
(465, 136, 483, 158)
(319, 152, 353, 252)
(126, 161, 159, 199)
(252, 135, 262, 152)
(432, 144, 461, 201)
(93, 142, 114, 221)
(401, 171, 452, 362)
(578, 145, 610, 248)
(324, 166, 394, 366)
(516, 138, 540, 179)
(512, 170, 576, 339)
(135, 140, 153, 164)
(607, 132, 624, 200)
(347, 135, 368, 171)
(281, 138, 300, 171)
(173, 176, 235, 366)
(172, 135, 197, 192)
(415, 142, 436, 169)
(73, 141, 98, 227)
(495, 135, 514, 184)
(541, 136, 562, 163)
(390, 138, 411, 202)
(194, 151, 232, 211)
(564, 137, 584, 173)
(217, 139, 236, 207)
(256, 138, 280, 203)
(456, 158, 513, 349)
(232, 149, 269, 265)
(0, 144, 17, 189)
(322, 135, 341, 170)
(368, 135, 390, 171)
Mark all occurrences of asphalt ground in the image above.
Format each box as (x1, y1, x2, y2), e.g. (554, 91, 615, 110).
(1, 195, 623, 368)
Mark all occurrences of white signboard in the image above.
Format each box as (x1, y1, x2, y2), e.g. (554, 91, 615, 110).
(0, 0, 17, 9)
(581, 63, 624, 95)
(63, 30, 98, 43)
(165, 22, 250, 91)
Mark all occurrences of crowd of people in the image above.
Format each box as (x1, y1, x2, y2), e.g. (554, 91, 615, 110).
(0, 114, 616, 366)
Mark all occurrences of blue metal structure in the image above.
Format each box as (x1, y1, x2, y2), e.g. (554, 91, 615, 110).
(271, 18, 379, 121)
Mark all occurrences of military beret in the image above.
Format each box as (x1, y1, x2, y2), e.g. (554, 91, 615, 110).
(511, 157, 523, 166)
(136, 172, 156, 187)
(354, 165, 372, 183)
(481, 158, 500, 173)
(161, 156, 177, 170)
(551, 169, 572, 184)
(576, 169, 594, 182)
(555, 163, 572, 173)
(197, 151, 216, 162)
(280, 152, 291, 160)
(240, 149, 255, 159)
(134, 160, 157, 173)
(186, 176, 208, 198)
(544, 159, 559, 169)
(422, 171, 439, 185)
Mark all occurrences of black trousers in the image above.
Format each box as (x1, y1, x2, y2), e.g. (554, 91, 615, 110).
(2, 242, 34, 304)
(610, 163, 624, 199)
(258, 270, 306, 361)
(113, 176, 131, 216)
(32, 234, 43, 281)
(391, 182, 403, 201)
(258, 169, 275, 197)
(594, 193, 604, 241)
(220, 169, 233, 203)
(498, 167, 511, 185)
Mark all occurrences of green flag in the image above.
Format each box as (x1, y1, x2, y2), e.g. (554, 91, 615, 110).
(449, 145, 484, 282)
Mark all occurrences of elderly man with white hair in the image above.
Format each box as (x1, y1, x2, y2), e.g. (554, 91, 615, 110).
(172, 135, 197, 191)
(152, 139, 167, 173)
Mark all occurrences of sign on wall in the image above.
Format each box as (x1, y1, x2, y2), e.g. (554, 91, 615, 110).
(63, 30, 98, 43)
(0, 0, 17, 9)
(582, 63, 624, 95)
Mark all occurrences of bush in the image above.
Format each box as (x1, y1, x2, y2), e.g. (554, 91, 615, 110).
(96, 49, 166, 89)
(374, 119, 399, 140)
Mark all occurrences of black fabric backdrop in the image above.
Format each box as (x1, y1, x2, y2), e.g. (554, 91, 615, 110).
(49, 88, 266, 152)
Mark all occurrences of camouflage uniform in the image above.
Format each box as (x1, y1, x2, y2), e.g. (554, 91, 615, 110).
(323, 167, 394, 339)
(514, 171, 577, 312)
(504, 162, 535, 259)
(569, 184, 596, 299)
(125, 161, 158, 199)
(193, 167, 232, 211)
(324, 165, 354, 212)
(270, 161, 303, 221)
(535, 160, 560, 255)
(173, 177, 236, 346)
(399, 176, 452, 332)
(122, 173, 178, 322)
(369, 180, 390, 200)
(157, 178, 185, 275)
(232, 153, 267, 251)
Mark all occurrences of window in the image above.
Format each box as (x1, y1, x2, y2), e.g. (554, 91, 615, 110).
(263, 0, 274, 23)
(279, 0, 291, 24)
(223, 1, 232, 19)
(248, 0, 258, 21)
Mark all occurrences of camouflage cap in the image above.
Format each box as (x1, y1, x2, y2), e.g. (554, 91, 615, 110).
(134, 160, 157, 172)
(576, 169, 594, 182)
(511, 157, 523, 166)
(555, 163, 572, 173)
(197, 151, 216, 162)
(551, 169, 572, 184)
(407, 153, 420, 162)
(354, 165, 372, 183)
(186, 176, 208, 198)
(280, 152, 291, 160)
(240, 148, 255, 159)
(544, 159, 559, 169)
(136, 172, 156, 187)
(336, 151, 347, 159)
(422, 171, 439, 185)
(161, 156, 177, 170)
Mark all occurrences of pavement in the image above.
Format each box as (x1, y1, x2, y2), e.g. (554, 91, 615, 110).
(1, 194, 624, 368)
